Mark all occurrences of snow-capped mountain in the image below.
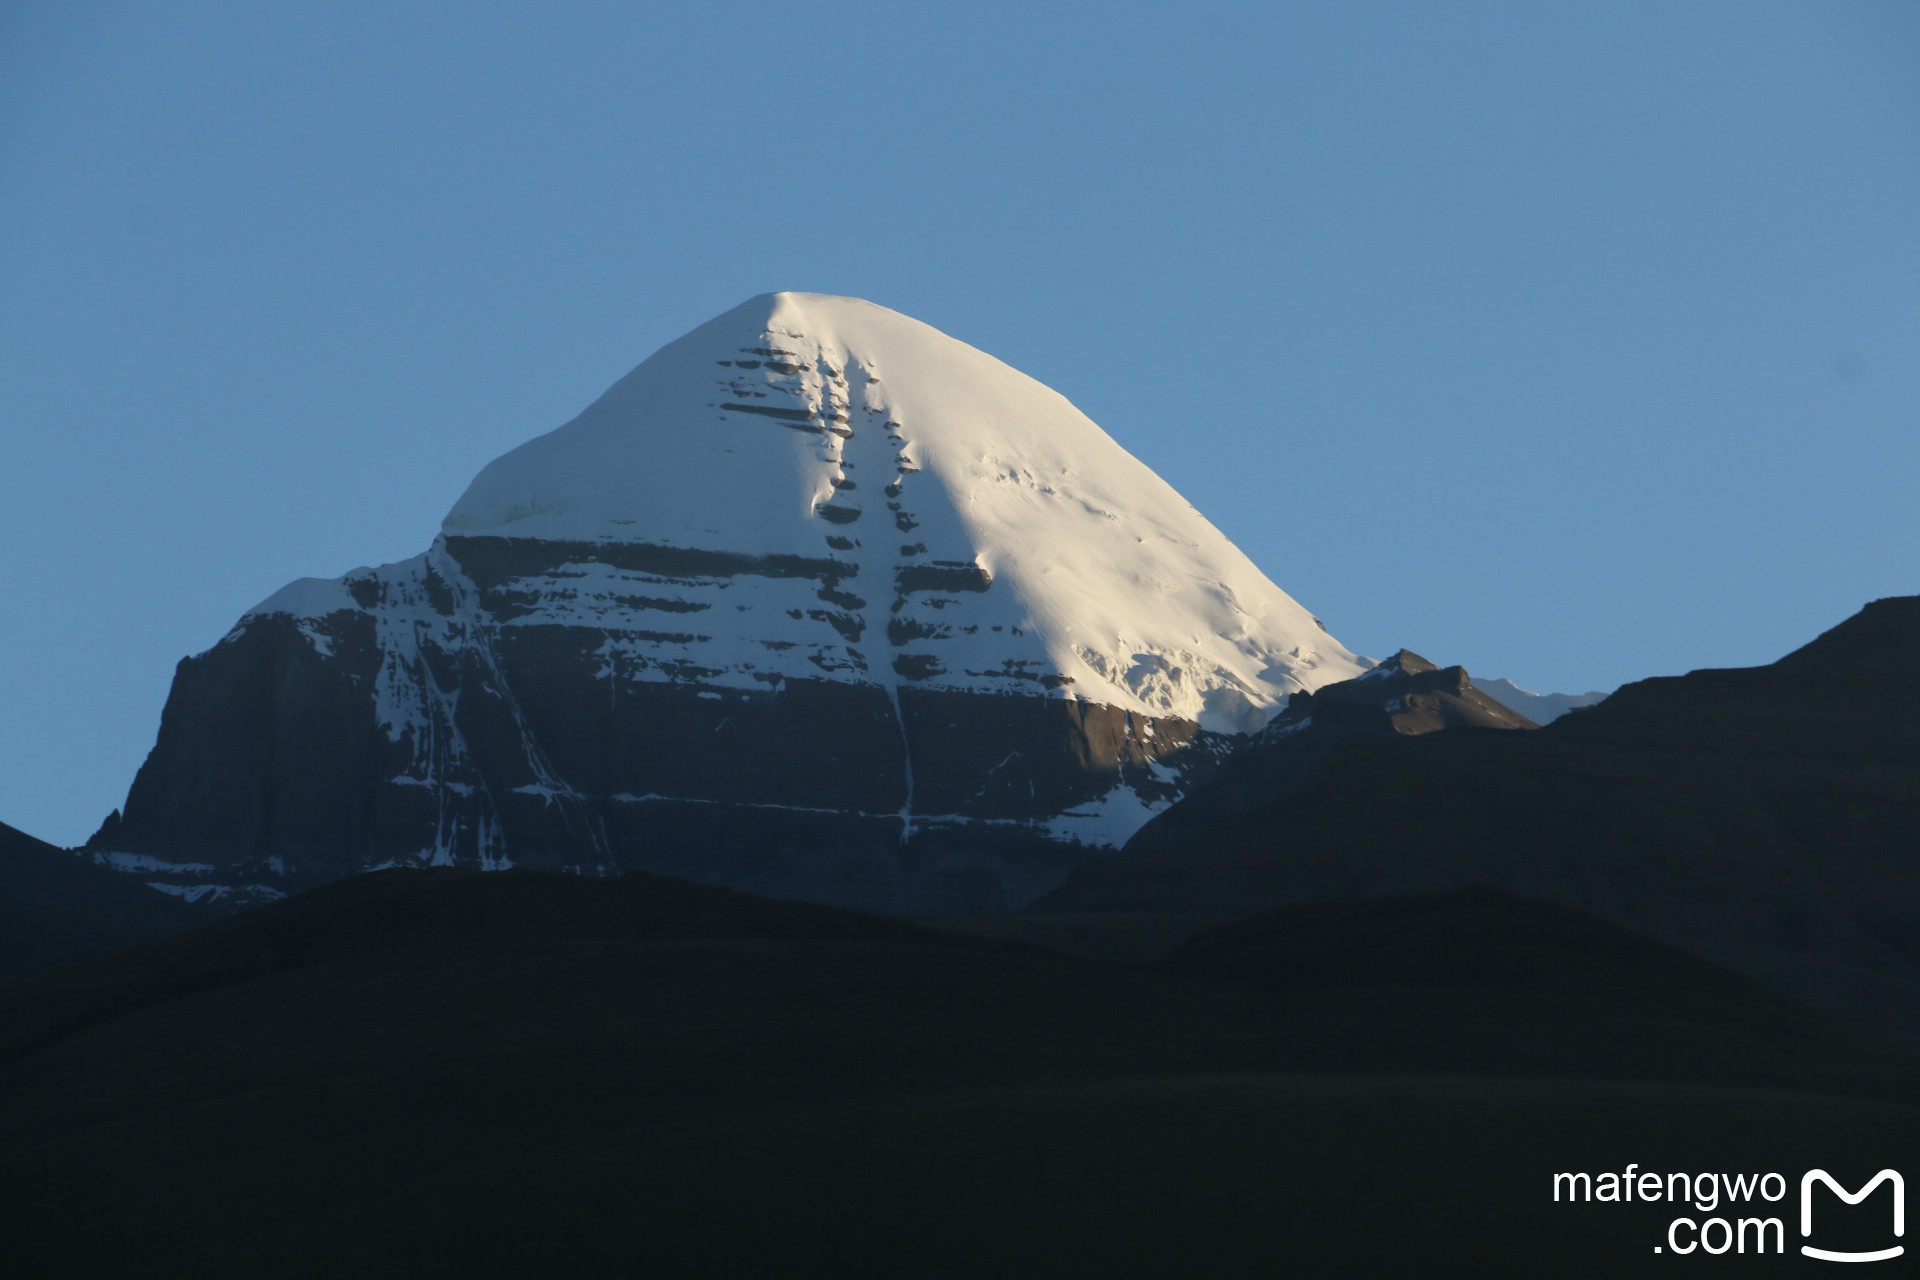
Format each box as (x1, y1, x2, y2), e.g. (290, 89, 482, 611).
(1472, 677, 1609, 724)
(87, 293, 1365, 912)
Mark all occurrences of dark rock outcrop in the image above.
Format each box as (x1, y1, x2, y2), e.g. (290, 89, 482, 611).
(1123, 649, 1534, 856)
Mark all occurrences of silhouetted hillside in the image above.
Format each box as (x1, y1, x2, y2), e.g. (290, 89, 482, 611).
(1040, 597, 1920, 1047)
(0, 818, 215, 974)
(2, 867, 1915, 1276)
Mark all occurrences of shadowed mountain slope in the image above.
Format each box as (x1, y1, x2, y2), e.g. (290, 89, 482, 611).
(1039, 596, 1920, 1047)
(0, 818, 214, 975)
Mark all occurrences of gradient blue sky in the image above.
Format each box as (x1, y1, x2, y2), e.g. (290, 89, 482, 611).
(4, 1, 1917, 846)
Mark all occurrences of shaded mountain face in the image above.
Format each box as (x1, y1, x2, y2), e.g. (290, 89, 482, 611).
(0, 819, 213, 974)
(86, 293, 1361, 914)
(1123, 648, 1534, 856)
(4, 868, 1915, 1276)
(1040, 596, 1920, 1047)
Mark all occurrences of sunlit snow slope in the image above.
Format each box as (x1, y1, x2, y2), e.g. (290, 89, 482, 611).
(90, 294, 1362, 913)
(439, 292, 1359, 728)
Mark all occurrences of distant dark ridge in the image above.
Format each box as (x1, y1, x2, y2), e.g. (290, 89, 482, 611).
(1172, 885, 1815, 1009)
(13, 866, 1912, 1099)
(0, 866, 1015, 1063)
(1159, 886, 1920, 1096)
(137, 863, 952, 952)
(1039, 596, 1920, 1049)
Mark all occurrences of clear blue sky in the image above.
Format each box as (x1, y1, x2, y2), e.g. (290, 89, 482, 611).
(4, 1, 1916, 846)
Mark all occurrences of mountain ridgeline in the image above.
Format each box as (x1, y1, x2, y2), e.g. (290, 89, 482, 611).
(84, 294, 1363, 914)
(1041, 595, 1920, 1048)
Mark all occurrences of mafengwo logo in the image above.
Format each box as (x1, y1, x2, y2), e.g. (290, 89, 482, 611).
(1552, 1164, 1904, 1260)
(1801, 1170, 1904, 1263)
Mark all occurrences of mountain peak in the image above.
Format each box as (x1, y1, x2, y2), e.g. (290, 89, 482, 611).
(431, 292, 1361, 731)
(1368, 649, 1441, 677)
(103, 295, 1366, 911)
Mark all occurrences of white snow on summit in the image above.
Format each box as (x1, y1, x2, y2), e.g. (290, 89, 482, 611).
(424, 292, 1363, 730)
(246, 575, 360, 620)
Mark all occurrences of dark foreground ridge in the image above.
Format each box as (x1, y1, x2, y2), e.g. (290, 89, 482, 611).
(3, 866, 1916, 1276)
(1040, 596, 1920, 1048)
(0, 818, 213, 974)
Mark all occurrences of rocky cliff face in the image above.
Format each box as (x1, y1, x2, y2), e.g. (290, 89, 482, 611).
(88, 293, 1363, 913)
